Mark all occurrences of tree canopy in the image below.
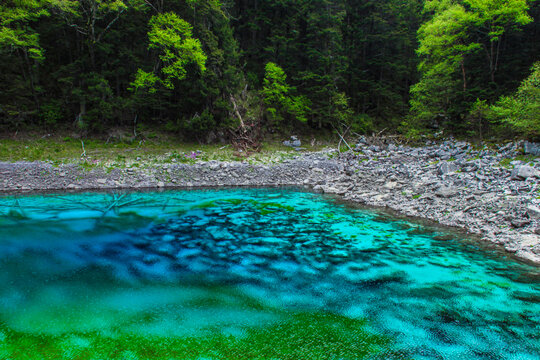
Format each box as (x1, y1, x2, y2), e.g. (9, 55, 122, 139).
(0, 0, 538, 140)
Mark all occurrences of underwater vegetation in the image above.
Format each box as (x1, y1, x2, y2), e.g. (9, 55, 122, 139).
(0, 188, 538, 359)
(0, 312, 406, 360)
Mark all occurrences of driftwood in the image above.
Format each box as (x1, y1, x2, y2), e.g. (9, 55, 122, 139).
(80, 140, 86, 158)
(228, 91, 262, 152)
(334, 123, 353, 152)
(229, 94, 245, 129)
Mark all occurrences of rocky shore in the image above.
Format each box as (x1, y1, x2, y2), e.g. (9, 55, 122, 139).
(1, 139, 539, 264)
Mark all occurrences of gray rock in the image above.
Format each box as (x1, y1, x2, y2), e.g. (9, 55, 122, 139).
(511, 165, 539, 180)
(438, 161, 459, 175)
(527, 205, 540, 219)
(511, 218, 531, 228)
(435, 186, 459, 198)
(383, 181, 399, 190)
(524, 141, 540, 155)
(283, 136, 301, 147)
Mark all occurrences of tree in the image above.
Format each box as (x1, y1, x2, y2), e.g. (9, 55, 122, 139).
(0, 0, 53, 117)
(410, 0, 533, 129)
(132, 12, 206, 91)
(261, 62, 309, 127)
(491, 61, 540, 138)
(296, 0, 349, 128)
(343, 0, 423, 121)
(0, 0, 52, 59)
(466, 0, 533, 83)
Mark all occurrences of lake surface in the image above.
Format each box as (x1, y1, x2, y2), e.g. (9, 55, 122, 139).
(0, 188, 538, 359)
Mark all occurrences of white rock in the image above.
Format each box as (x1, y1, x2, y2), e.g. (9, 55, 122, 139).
(511, 165, 539, 180)
(527, 205, 540, 219)
(383, 181, 399, 190)
(435, 186, 459, 198)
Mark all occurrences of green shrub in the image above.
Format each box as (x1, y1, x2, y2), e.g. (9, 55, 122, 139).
(491, 62, 540, 139)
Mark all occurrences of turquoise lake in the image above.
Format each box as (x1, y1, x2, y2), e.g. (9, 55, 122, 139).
(0, 188, 538, 359)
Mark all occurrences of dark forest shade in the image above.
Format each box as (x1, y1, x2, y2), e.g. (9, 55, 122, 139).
(0, 0, 538, 138)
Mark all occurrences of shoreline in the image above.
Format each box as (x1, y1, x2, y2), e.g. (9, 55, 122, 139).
(1, 142, 539, 264)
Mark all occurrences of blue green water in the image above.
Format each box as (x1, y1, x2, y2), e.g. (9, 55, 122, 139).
(0, 188, 538, 359)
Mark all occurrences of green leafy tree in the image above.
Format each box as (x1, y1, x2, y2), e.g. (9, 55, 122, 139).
(0, 0, 55, 118)
(0, 0, 52, 60)
(262, 62, 309, 126)
(132, 12, 206, 92)
(491, 61, 540, 138)
(410, 0, 533, 129)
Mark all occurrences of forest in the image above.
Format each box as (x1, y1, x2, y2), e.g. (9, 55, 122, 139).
(0, 0, 538, 142)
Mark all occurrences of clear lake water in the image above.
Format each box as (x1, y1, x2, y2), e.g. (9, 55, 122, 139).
(0, 188, 538, 359)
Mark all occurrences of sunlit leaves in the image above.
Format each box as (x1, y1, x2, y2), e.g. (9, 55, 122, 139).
(132, 12, 207, 92)
(262, 62, 310, 124)
(130, 69, 159, 93)
(410, 0, 534, 124)
(491, 62, 540, 136)
(0, 0, 52, 60)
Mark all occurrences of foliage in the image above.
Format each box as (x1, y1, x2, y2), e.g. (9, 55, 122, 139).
(0, 0, 538, 139)
(410, 0, 534, 130)
(491, 62, 540, 138)
(0, 0, 52, 60)
(261, 62, 309, 126)
(132, 12, 206, 92)
(464, 98, 491, 138)
(166, 108, 216, 140)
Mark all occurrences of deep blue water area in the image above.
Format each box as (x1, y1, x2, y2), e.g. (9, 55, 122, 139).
(0, 188, 538, 359)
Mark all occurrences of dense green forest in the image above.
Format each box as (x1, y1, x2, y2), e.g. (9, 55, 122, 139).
(0, 0, 538, 142)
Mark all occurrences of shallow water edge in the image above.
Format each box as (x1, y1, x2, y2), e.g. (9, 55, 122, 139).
(1, 150, 539, 264)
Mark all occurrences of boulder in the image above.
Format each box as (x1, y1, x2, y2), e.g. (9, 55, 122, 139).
(527, 205, 540, 219)
(438, 161, 459, 175)
(511, 218, 531, 228)
(283, 136, 301, 147)
(435, 186, 459, 198)
(511, 165, 539, 180)
(524, 141, 540, 156)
